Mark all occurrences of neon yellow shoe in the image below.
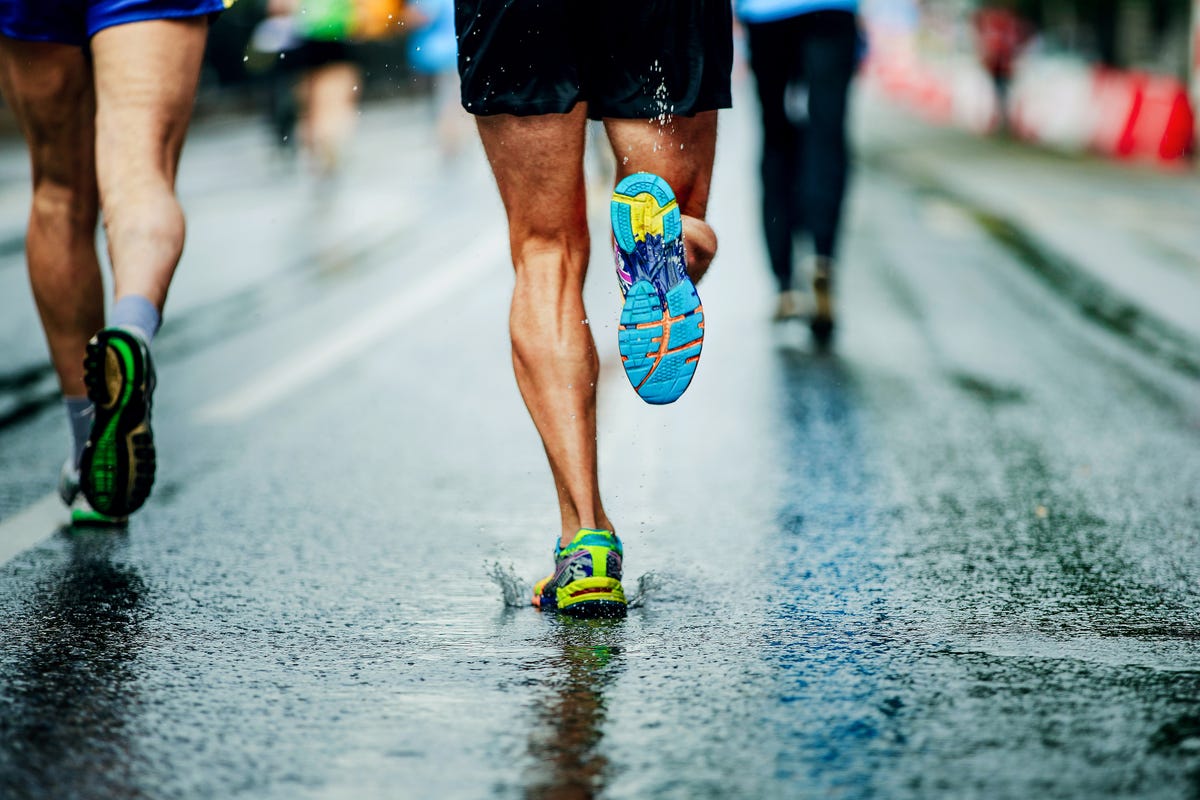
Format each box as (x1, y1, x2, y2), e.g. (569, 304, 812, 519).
(532, 529, 627, 619)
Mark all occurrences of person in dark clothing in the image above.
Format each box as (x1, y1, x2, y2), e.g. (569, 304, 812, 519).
(739, 0, 859, 344)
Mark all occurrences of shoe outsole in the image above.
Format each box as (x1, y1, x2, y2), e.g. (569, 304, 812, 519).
(79, 329, 155, 518)
(536, 588, 629, 620)
(70, 507, 130, 528)
(612, 173, 704, 405)
(561, 599, 628, 620)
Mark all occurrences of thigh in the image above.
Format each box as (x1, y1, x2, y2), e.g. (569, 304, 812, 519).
(802, 12, 858, 124)
(0, 36, 95, 188)
(602, 111, 718, 218)
(746, 20, 801, 137)
(476, 107, 588, 241)
(90, 17, 209, 186)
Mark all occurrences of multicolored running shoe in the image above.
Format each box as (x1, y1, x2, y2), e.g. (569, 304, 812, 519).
(611, 172, 704, 405)
(79, 327, 156, 518)
(59, 460, 129, 527)
(532, 529, 627, 619)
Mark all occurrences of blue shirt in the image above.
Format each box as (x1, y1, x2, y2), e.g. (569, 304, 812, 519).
(736, 0, 857, 24)
(407, 0, 456, 74)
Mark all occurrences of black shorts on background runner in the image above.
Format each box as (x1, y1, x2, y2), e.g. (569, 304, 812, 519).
(455, 0, 733, 119)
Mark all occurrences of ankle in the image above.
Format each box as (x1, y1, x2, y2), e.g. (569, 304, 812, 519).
(559, 521, 614, 549)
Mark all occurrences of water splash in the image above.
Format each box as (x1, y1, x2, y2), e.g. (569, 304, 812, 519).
(625, 572, 662, 609)
(487, 561, 529, 608)
(490, 563, 660, 611)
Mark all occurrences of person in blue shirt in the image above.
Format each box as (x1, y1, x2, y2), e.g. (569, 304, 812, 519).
(737, 0, 859, 343)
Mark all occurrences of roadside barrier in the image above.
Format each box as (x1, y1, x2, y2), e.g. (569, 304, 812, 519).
(866, 52, 1196, 165)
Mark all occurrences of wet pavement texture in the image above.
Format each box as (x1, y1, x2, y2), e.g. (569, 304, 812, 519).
(1, 88, 1199, 799)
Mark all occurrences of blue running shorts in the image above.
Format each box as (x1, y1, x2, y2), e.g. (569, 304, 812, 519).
(0, 0, 232, 46)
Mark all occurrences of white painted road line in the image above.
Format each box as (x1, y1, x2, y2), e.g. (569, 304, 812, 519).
(0, 227, 509, 569)
(0, 493, 65, 567)
(197, 226, 509, 424)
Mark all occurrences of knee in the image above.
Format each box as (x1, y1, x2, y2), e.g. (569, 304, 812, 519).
(511, 223, 588, 278)
(31, 180, 98, 235)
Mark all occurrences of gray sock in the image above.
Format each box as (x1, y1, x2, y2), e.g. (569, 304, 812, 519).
(111, 294, 162, 342)
(64, 395, 93, 469)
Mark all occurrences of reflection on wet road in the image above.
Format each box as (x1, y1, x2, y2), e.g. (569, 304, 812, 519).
(0, 531, 146, 799)
(0, 94, 1198, 798)
(524, 620, 622, 800)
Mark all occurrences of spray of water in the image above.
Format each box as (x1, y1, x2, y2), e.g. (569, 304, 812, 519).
(625, 572, 662, 609)
(486, 561, 529, 608)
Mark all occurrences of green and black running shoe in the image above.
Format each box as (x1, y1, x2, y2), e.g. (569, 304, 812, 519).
(60, 460, 129, 527)
(79, 327, 156, 518)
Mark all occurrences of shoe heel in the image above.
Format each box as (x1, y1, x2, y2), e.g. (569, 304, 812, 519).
(611, 173, 681, 253)
(558, 577, 627, 619)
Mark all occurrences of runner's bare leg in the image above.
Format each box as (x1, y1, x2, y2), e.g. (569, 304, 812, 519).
(605, 111, 719, 283)
(0, 38, 102, 397)
(90, 17, 209, 311)
(300, 61, 360, 175)
(476, 106, 613, 548)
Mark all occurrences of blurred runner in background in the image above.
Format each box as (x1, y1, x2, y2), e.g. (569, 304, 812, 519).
(738, 0, 859, 344)
(456, 0, 732, 618)
(273, 0, 359, 176)
(267, 0, 400, 176)
(973, 1, 1031, 134)
(0, 0, 232, 524)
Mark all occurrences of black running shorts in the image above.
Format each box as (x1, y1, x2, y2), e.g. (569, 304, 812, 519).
(455, 0, 733, 119)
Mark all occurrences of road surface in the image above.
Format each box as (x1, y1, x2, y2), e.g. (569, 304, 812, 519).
(0, 84, 1198, 799)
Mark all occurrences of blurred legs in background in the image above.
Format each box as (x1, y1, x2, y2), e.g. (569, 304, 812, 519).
(297, 49, 360, 177)
(744, 9, 856, 344)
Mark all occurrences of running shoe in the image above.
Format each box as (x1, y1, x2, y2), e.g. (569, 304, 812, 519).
(611, 173, 704, 405)
(79, 327, 156, 518)
(773, 289, 805, 322)
(811, 258, 835, 346)
(59, 460, 129, 527)
(532, 529, 627, 619)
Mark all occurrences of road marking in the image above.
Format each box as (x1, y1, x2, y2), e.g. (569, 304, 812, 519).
(197, 226, 509, 423)
(0, 227, 509, 570)
(0, 493, 64, 567)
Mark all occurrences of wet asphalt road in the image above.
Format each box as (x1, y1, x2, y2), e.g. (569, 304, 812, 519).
(1, 86, 1199, 799)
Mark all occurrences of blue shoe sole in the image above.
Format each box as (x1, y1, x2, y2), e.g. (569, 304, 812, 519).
(611, 173, 704, 405)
